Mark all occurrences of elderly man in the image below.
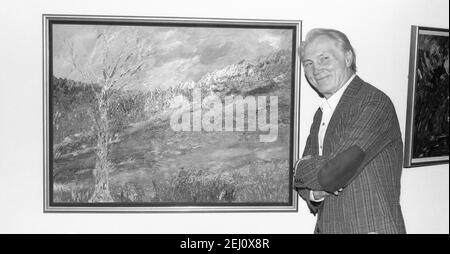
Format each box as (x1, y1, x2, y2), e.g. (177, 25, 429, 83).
(294, 28, 406, 234)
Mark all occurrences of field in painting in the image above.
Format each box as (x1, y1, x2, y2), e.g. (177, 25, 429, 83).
(52, 47, 293, 204)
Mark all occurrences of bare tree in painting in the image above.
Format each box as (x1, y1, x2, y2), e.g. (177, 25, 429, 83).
(67, 27, 153, 202)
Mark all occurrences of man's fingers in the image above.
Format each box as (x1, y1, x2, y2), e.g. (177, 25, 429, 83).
(301, 155, 312, 161)
(333, 188, 344, 195)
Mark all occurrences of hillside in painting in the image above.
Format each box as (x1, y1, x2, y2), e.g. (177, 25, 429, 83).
(52, 49, 293, 203)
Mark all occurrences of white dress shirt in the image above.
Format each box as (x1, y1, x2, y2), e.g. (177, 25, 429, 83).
(309, 74, 356, 202)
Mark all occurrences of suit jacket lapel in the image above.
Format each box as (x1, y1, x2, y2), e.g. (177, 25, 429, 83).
(323, 75, 364, 155)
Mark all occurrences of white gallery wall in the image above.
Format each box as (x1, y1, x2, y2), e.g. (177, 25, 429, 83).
(0, 0, 448, 233)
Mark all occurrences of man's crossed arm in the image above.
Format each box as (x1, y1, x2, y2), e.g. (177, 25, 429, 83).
(294, 99, 400, 194)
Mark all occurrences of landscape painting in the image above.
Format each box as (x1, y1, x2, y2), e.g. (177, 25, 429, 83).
(43, 15, 301, 212)
(405, 26, 449, 167)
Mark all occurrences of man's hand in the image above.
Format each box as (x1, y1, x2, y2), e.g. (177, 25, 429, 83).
(333, 188, 344, 196)
(302, 155, 312, 161)
(312, 190, 329, 200)
(312, 188, 344, 200)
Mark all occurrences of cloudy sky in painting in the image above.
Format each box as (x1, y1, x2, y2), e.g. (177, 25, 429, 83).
(52, 24, 292, 90)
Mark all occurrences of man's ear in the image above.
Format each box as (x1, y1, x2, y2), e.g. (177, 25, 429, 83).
(344, 51, 353, 68)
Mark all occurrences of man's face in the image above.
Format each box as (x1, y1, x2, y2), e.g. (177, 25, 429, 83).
(303, 35, 352, 98)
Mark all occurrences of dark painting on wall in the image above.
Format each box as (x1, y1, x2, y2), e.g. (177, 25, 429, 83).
(404, 26, 449, 167)
(43, 15, 302, 212)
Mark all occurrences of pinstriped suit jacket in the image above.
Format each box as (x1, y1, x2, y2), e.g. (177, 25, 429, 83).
(295, 76, 406, 234)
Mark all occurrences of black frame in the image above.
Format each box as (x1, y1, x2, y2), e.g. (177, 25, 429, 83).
(404, 25, 449, 168)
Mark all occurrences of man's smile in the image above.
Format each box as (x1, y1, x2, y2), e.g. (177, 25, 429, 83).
(315, 75, 331, 82)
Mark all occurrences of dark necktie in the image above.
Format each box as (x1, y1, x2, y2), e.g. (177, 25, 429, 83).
(312, 108, 323, 155)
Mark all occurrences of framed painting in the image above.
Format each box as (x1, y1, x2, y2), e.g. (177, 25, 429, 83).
(404, 26, 449, 167)
(43, 15, 302, 212)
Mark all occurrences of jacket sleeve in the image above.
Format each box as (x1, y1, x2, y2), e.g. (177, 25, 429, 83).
(294, 99, 400, 193)
(294, 134, 323, 215)
(297, 188, 323, 215)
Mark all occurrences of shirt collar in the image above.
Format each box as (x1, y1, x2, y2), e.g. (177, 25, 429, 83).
(320, 74, 356, 112)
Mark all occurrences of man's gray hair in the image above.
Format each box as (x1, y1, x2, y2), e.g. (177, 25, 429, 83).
(300, 28, 357, 72)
